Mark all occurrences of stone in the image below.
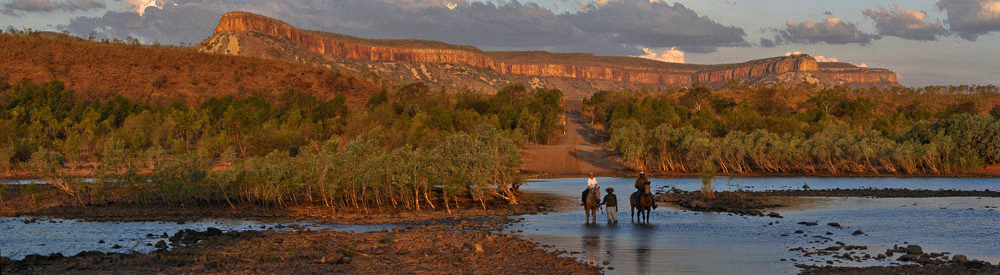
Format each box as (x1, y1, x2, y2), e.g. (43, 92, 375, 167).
(111, 244, 122, 249)
(876, 254, 886, 260)
(906, 245, 923, 254)
(827, 223, 841, 228)
(602, 260, 610, 265)
(767, 212, 783, 218)
(798, 222, 818, 226)
(205, 227, 223, 236)
(951, 254, 968, 263)
(154, 240, 167, 249)
(321, 252, 344, 264)
(851, 230, 864, 236)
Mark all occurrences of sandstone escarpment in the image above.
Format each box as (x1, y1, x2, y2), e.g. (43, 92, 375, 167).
(200, 12, 899, 93)
(815, 63, 898, 84)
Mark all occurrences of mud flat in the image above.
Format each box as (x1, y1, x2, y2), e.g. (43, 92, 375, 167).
(2, 221, 601, 274)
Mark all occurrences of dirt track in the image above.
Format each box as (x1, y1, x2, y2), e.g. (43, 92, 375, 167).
(520, 99, 624, 177)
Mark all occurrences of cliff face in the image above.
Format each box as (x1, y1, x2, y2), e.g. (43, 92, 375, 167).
(202, 12, 899, 92)
(691, 56, 818, 83)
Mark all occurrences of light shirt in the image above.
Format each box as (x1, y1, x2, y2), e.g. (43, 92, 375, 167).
(587, 177, 598, 189)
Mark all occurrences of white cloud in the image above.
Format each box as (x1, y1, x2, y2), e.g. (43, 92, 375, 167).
(123, 0, 167, 16)
(814, 55, 839, 62)
(638, 47, 684, 63)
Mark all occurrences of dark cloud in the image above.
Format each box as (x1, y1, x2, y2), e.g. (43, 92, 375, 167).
(778, 17, 879, 45)
(937, 0, 1000, 41)
(863, 5, 949, 41)
(1, 0, 104, 16)
(564, 1, 747, 53)
(759, 37, 776, 47)
(57, 0, 747, 56)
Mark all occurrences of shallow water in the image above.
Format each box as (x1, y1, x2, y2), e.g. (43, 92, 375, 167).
(512, 178, 1000, 274)
(0, 218, 399, 260)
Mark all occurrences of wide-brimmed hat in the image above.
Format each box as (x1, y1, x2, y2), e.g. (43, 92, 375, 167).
(605, 187, 614, 192)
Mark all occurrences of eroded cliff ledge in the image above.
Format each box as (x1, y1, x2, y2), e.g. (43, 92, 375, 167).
(201, 12, 899, 91)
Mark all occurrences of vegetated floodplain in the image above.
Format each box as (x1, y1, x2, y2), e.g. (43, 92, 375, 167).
(584, 84, 1000, 176)
(0, 80, 563, 212)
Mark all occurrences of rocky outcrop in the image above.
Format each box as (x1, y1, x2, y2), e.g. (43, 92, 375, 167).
(203, 12, 899, 90)
(691, 56, 818, 83)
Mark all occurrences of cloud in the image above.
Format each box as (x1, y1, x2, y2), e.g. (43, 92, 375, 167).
(1, 0, 104, 16)
(937, 0, 1000, 41)
(814, 55, 839, 62)
(122, 0, 170, 16)
(638, 47, 684, 63)
(778, 17, 879, 45)
(565, 1, 747, 53)
(863, 4, 949, 41)
(56, 0, 748, 56)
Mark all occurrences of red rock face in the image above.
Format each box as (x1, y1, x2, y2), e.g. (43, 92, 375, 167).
(211, 12, 897, 87)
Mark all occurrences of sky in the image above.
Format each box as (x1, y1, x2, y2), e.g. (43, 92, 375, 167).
(1, 0, 998, 86)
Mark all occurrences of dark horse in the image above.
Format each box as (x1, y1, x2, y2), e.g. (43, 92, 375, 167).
(583, 187, 601, 224)
(630, 183, 656, 223)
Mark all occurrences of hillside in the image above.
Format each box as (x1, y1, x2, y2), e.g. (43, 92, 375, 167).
(198, 12, 898, 97)
(0, 31, 378, 107)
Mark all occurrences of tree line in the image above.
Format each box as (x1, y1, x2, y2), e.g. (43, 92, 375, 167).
(585, 84, 1000, 175)
(1, 80, 564, 210)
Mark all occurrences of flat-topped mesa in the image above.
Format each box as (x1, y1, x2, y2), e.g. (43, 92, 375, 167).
(212, 12, 694, 85)
(205, 12, 899, 88)
(691, 55, 818, 83)
(815, 62, 898, 84)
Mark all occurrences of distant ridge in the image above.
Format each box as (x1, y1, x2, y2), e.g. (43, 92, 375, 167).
(199, 12, 898, 95)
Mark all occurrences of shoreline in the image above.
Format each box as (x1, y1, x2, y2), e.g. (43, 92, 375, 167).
(1, 219, 603, 274)
(520, 169, 1000, 179)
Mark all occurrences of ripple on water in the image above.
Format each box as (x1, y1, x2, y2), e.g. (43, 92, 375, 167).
(511, 178, 1000, 275)
(0, 217, 400, 260)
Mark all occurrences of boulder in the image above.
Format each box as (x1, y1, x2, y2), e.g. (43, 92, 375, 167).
(205, 227, 223, 236)
(154, 240, 168, 249)
(876, 254, 886, 260)
(798, 222, 819, 226)
(690, 200, 709, 209)
(851, 230, 864, 236)
(906, 245, 923, 254)
(827, 223, 841, 228)
(321, 252, 344, 264)
(951, 254, 968, 263)
(767, 212, 783, 218)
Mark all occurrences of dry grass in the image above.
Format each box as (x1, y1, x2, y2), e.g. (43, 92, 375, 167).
(0, 33, 378, 107)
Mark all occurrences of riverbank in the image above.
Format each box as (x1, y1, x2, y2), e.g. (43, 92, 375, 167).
(0, 184, 559, 224)
(1, 221, 601, 274)
(656, 187, 1000, 216)
(520, 164, 1000, 179)
(798, 263, 1000, 274)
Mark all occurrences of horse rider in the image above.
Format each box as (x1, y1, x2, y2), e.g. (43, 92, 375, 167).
(634, 171, 657, 209)
(582, 172, 598, 206)
(634, 171, 650, 195)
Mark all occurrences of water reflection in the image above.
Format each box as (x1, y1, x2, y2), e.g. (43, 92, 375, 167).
(512, 179, 1000, 274)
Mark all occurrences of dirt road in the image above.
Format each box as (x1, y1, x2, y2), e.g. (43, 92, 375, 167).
(520, 99, 624, 177)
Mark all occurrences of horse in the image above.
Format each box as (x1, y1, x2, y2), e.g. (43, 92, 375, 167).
(583, 187, 601, 224)
(630, 183, 656, 223)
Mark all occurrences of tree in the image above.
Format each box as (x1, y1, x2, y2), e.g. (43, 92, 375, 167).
(680, 86, 711, 111)
(698, 159, 716, 200)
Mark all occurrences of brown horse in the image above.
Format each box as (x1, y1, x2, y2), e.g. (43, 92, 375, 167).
(584, 187, 601, 224)
(630, 183, 656, 223)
